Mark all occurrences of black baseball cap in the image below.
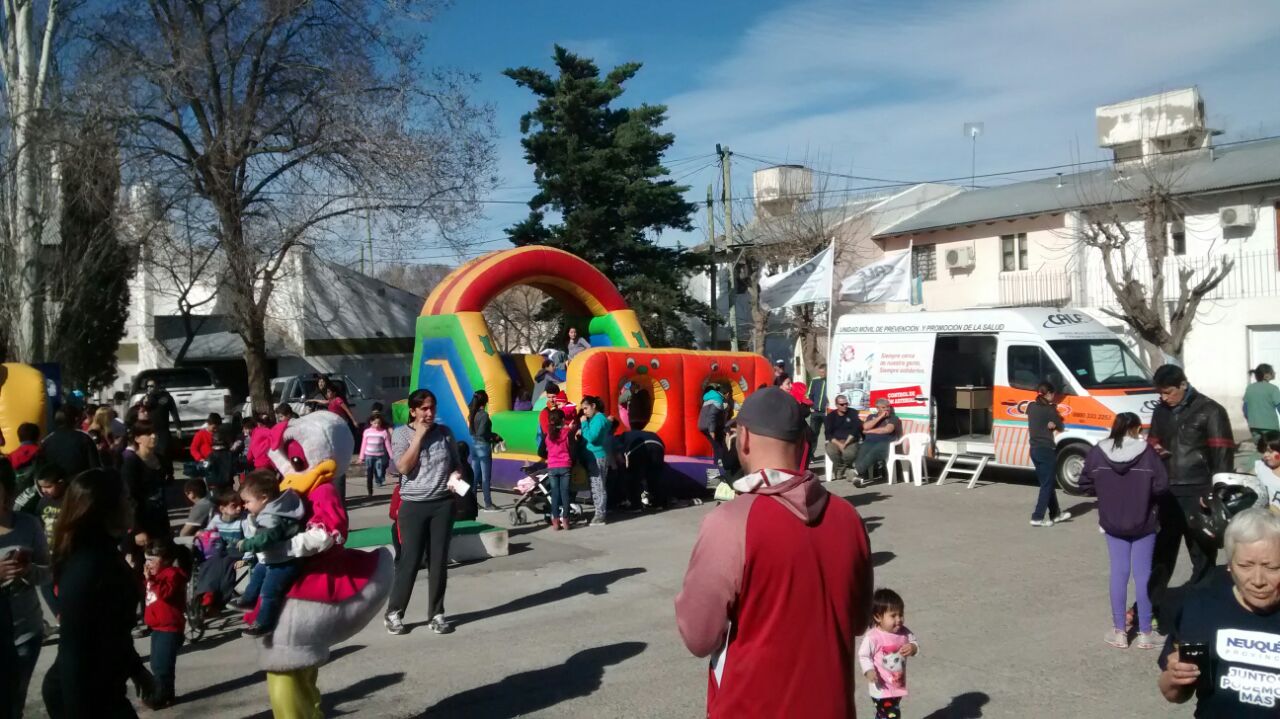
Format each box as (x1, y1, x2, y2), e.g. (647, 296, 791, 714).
(736, 387, 802, 442)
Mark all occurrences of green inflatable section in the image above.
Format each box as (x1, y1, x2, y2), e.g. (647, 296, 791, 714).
(346, 521, 502, 550)
(491, 410, 541, 454)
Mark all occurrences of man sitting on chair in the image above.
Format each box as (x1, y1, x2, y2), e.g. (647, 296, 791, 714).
(854, 399, 901, 487)
(824, 395, 862, 483)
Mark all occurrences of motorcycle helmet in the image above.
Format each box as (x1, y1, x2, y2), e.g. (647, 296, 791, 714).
(1188, 482, 1262, 550)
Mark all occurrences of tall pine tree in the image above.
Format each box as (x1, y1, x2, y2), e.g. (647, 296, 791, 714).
(505, 46, 707, 347)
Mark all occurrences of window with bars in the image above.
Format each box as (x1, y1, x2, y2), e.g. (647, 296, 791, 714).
(911, 244, 936, 281)
(1001, 233, 1028, 272)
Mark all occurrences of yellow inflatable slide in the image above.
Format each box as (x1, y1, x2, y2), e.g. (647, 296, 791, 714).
(0, 363, 46, 454)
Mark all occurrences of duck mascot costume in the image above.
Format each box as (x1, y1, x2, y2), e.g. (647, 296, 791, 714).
(249, 410, 393, 717)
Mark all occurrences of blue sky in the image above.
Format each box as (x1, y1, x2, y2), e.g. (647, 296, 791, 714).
(415, 0, 1280, 265)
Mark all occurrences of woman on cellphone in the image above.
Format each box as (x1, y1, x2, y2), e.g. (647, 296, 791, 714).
(1158, 508, 1280, 717)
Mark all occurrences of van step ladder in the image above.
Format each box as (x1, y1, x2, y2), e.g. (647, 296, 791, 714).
(936, 453, 990, 489)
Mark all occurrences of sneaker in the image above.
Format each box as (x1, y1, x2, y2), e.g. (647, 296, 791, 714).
(589, 516, 607, 527)
(1029, 518, 1054, 527)
(1053, 511, 1073, 524)
(429, 614, 454, 635)
(242, 624, 272, 638)
(481, 505, 502, 512)
(385, 611, 407, 636)
(1105, 628, 1128, 648)
(1135, 631, 1159, 650)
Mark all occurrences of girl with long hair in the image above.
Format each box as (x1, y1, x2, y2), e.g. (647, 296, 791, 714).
(578, 396, 612, 527)
(544, 409, 574, 530)
(42, 469, 154, 716)
(467, 390, 500, 511)
(1078, 412, 1169, 649)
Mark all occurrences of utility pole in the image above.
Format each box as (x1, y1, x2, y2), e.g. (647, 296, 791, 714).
(706, 184, 718, 349)
(718, 144, 739, 351)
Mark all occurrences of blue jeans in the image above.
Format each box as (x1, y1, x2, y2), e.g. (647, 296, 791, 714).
(471, 439, 493, 508)
(242, 560, 301, 631)
(1030, 446, 1061, 521)
(546, 467, 572, 519)
(150, 629, 183, 698)
(365, 455, 387, 493)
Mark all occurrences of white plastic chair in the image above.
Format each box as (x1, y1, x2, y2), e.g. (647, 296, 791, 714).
(887, 432, 931, 486)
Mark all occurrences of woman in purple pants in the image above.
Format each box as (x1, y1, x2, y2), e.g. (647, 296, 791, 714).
(1078, 412, 1169, 650)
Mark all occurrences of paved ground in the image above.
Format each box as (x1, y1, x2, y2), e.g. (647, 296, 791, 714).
(23, 466, 1197, 718)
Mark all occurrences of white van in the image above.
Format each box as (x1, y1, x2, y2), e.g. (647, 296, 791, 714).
(828, 307, 1159, 491)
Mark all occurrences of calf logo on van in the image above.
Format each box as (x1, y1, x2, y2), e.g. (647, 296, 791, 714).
(1006, 400, 1073, 419)
(1043, 313, 1088, 328)
(840, 345, 857, 362)
(1143, 399, 1161, 412)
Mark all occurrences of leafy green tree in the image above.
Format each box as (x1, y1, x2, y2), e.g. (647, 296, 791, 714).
(504, 46, 707, 346)
(49, 117, 133, 390)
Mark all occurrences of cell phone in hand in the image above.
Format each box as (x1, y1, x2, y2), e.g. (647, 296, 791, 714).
(1179, 642, 1210, 673)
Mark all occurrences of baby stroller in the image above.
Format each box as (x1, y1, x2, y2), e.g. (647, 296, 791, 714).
(185, 530, 249, 641)
(509, 461, 584, 527)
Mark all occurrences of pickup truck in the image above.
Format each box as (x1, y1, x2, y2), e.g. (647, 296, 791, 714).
(271, 374, 368, 420)
(128, 367, 237, 432)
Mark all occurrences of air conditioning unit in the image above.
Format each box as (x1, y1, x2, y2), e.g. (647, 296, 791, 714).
(1220, 205, 1255, 229)
(944, 246, 975, 270)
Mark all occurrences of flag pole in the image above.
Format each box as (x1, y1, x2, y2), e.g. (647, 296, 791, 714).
(825, 237, 836, 378)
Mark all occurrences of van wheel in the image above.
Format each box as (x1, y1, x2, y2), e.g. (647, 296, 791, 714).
(1055, 444, 1088, 495)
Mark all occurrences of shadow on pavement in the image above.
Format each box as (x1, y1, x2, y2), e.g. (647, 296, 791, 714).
(1063, 500, 1097, 518)
(861, 515, 883, 534)
(843, 490, 890, 508)
(174, 644, 368, 706)
(429, 567, 647, 629)
(240, 671, 407, 718)
(922, 691, 990, 718)
(416, 642, 647, 718)
(871, 550, 895, 567)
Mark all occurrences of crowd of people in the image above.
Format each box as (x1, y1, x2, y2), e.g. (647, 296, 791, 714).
(0, 373, 392, 716)
(6, 323, 1280, 717)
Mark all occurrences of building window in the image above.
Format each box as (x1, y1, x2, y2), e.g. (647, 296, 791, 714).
(381, 375, 410, 390)
(1170, 215, 1186, 255)
(911, 244, 936, 281)
(1001, 233, 1028, 272)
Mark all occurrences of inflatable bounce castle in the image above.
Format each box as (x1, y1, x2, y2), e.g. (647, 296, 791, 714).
(405, 246, 773, 489)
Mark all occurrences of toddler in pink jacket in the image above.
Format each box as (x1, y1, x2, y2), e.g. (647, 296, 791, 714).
(857, 588, 920, 719)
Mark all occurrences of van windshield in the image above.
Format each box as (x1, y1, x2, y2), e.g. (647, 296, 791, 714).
(1047, 339, 1151, 389)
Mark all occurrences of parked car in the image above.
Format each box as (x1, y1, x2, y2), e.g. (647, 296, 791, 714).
(271, 373, 368, 420)
(127, 367, 238, 433)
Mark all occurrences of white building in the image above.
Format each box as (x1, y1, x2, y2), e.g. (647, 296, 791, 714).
(685, 170, 960, 369)
(111, 247, 423, 413)
(871, 89, 1280, 430)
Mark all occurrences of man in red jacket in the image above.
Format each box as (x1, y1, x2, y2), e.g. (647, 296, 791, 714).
(676, 387, 874, 718)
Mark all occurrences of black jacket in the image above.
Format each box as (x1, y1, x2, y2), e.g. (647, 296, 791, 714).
(43, 531, 143, 718)
(1149, 388, 1234, 494)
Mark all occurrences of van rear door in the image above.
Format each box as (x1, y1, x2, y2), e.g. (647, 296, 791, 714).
(831, 330, 935, 436)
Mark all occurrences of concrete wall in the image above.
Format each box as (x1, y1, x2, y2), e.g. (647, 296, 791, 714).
(880, 214, 1068, 311)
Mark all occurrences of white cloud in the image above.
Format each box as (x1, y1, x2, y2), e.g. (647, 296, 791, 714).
(663, 0, 1280, 183)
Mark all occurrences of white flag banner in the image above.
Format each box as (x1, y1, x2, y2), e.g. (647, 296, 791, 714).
(758, 245, 833, 310)
(839, 249, 912, 303)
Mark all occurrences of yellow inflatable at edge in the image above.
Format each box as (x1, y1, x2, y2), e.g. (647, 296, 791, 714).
(0, 363, 47, 454)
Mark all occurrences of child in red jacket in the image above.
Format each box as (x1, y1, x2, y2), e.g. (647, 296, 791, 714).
(144, 540, 190, 708)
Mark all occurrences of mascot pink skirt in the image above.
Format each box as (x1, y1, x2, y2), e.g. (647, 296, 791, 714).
(248, 411, 393, 717)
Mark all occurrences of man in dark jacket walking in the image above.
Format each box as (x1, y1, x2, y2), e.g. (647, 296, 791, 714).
(1146, 364, 1234, 631)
